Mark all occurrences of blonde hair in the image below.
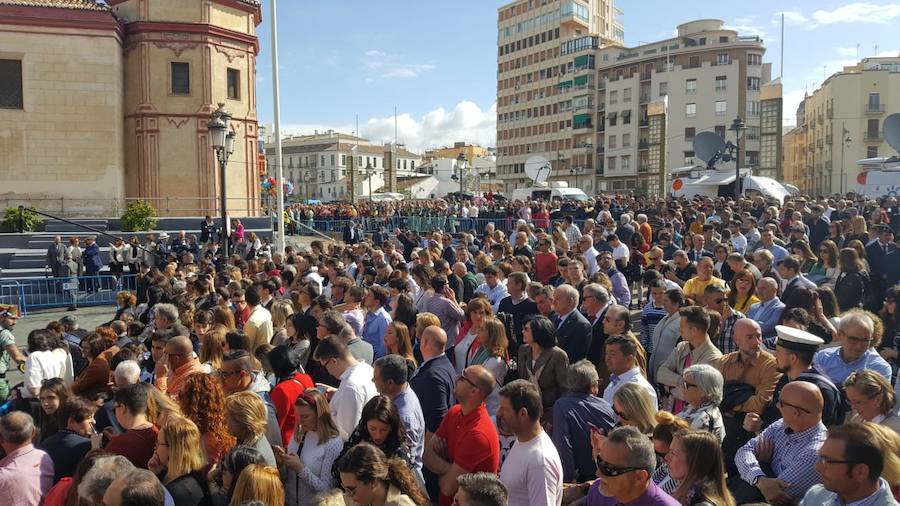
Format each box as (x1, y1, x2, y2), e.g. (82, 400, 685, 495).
(851, 215, 868, 235)
(146, 387, 183, 427)
(480, 317, 508, 358)
(159, 415, 206, 479)
(844, 370, 897, 416)
(228, 464, 284, 506)
(199, 328, 226, 371)
(270, 300, 294, 329)
(294, 388, 341, 442)
(867, 422, 900, 488)
(225, 391, 267, 442)
(415, 312, 440, 339)
(313, 489, 346, 506)
(614, 382, 658, 435)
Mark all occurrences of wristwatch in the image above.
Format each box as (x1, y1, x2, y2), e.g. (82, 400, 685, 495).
(751, 475, 761, 487)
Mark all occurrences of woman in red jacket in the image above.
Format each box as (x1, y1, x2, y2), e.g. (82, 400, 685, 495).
(267, 345, 314, 446)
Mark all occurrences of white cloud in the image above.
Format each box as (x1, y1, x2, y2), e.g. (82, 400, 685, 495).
(777, 3, 900, 29)
(278, 101, 497, 153)
(361, 49, 436, 81)
(781, 88, 808, 127)
(836, 46, 859, 56)
(724, 16, 769, 39)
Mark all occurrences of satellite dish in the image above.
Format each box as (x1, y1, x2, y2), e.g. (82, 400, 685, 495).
(885, 113, 900, 152)
(693, 132, 726, 166)
(525, 156, 551, 185)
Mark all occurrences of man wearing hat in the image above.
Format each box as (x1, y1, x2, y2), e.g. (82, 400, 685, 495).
(0, 307, 27, 399)
(155, 232, 171, 269)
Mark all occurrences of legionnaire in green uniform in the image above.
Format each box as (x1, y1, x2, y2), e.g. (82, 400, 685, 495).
(0, 306, 27, 400)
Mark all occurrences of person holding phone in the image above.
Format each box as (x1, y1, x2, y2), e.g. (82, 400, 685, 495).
(273, 389, 343, 506)
(39, 397, 96, 483)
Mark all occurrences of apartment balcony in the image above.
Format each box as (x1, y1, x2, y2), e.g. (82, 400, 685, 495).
(638, 164, 650, 173)
(639, 94, 650, 104)
(596, 146, 605, 155)
(573, 142, 594, 152)
(595, 164, 605, 176)
(640, 71, 652, 81)
(638, 139, 649, 150)
(598, 102, 605, 112)
(598, 79, 608, 90)
(817, 138, 823, 148)
(826, 107, 834, 119)
(572, 122, 595, 132)
(574, 102, 594, 112)
(574, 65, 595, 74)
(865, 131, 883, 141)
(573, 84, 595, 92)
(866, 104, 886, 114)
(598, 122, 606, 132)
(826, 134, 833, 145)
(639, 117, 649, 127)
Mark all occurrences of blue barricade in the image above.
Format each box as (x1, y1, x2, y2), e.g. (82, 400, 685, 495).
(288, 216, 589, 237)
(0, 274, 137, 313)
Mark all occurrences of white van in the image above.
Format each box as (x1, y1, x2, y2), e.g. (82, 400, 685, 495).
(853, 158, 900, 197)
(510, 182, 588, 201)
(670, 167, 791, 203)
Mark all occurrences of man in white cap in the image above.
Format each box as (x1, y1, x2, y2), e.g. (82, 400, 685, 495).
(746, 325, 843, 432)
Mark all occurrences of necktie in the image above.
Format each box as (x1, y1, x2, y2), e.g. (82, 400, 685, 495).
(609, 374, 620, 384)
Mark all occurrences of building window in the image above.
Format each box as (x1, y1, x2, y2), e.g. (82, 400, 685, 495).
(746, 101, 760, 117)
(868, 119, 880, 139)
(715, 76, 727, 91)
(686, 103, 697, 118)
(715, 101, 727, 116)
(868, 92, 881, 112)
(321, 155, 325, 166)
(716, 53, 730, 65)
(719, 36, 729, 43)
(227, 68, 240, 99)
(684, 127, 695, 141)
(748, 53, 762, 65)
(623, 88, 632, 102)
(171, 62, 190, 95)
(747, 77, 760, 91)
(622, 133, 631, 147)
(621, 155, 631, 170)
(608, 135, 616, 149)
(684, 151, 694, 164)
(867, 146, 879, 158)
(715, 125, 727, 138)
(685, 79, 697, 94)
(0, 59, 23, 109)
(609, 90, 618, 104)
(341, 155, 346, 165)
(659, 82, 668, 96)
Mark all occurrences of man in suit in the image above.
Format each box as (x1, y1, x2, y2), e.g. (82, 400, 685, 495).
(686, 234, 715, 263)
(409, 325, 456, 503)
(200, 215, 217, 245)
(552, 283, 592, 363)
(46, 235, 65, 278)
(82, 236, 103, 292)
(581, 283, 612, 392)
(865, 225, 896, 311)
(777, 255, 816, 305)
(342, 221, 358, 245)
(745, 277, 786, 339)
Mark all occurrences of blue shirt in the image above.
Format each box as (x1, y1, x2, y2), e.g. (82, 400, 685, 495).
(813, 347, 892, 385)
(800, 478, 899, 506)
(766, 244, 789, 263)
(746, 298, 786, 335)
(362, 307, 391, 359)
(551, 394, 617, 482)
(736, 419, 827, 502)
(394, 386, 426, 472)
(475, 281, 509, 312)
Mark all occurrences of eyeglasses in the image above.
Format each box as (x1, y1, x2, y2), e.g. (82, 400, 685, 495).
(682, 380, 698, 390)
(217, 370, 241, 379)
(457, 374, 478, 389)
(778, 399, 812, 414)
(594, 457, 643, 477)
(816, 455, 859, 466)
(845, 335, 874, 344)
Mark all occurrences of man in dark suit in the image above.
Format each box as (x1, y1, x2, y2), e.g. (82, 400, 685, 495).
(342, 221, 357, 245)
(686, 234, 715, 263)
(552, 283, 592, 363)
(200, 215, 217, 244)
(582, 283, 612, 392)
(46, 235, 66, 278)
(408, 325, 456, 503)
(865, 225, 896, 311)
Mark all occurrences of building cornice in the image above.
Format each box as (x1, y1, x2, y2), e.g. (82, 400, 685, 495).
(0, 4, 122, 40)
(123, 20, 258, 53)
(106, 0, 262, 24)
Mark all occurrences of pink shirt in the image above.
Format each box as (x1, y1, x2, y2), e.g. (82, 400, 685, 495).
(0, 444, 55, 506)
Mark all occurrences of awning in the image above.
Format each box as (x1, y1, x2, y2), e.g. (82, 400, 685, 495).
(558, 80, 573, 89)
(607, 111, 618, 119)
(621, 109, 632, 118)
(574, 74, 589, 86)
(573, 113, 591, 123)
(574, 54, 590, 67)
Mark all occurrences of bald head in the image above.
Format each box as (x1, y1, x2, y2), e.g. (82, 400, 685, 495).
(452, 262, 468, 278)
(0, 411, 35, 447)
(756, 277, 778, 301)
(421, 325, 447, 359)
(165, 335, 194, 369)
(781, 380, 824, 423)
(465, 365, 496, 399)
(733, 318, 762, 355)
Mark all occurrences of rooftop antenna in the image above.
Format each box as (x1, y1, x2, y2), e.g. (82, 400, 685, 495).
(780, 13, 784, 79)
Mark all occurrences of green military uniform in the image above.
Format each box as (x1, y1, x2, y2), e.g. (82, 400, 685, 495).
(0, 325, 15, 399)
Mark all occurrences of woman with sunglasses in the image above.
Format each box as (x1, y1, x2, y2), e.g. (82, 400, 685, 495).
(808, 240, 840, 288)
(676, 365, 725, 442)
(650, 411, 691, 495)
(665, 430, 735, 506)
(274, 389, 343, 506)
(726, 269, 759, 314)
(337, 442, 430, 506)
(613, 382, 659, 435)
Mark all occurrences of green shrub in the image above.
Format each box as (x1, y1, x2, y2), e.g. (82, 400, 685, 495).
(121, 200, 158, 232)
(2, 207, 41, 232)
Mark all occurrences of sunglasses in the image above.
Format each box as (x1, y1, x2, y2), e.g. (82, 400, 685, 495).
(457, 374, 478, 389)
(594, 457, 643, 477)
(778, 398, 811, 414)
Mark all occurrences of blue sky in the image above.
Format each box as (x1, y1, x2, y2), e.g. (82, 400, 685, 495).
(256, 1, 900, 151)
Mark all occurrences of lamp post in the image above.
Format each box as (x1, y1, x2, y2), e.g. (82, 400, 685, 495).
(365, 162, 374, 199)
(840, 122, 852, 194)
(569, 165, 584, 189)
(456, 153, 467, 195)
(729, 116, 746, 201)
(207, 103, 234, 258)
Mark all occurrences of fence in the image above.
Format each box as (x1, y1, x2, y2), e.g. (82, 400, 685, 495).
(0, 197, 262, 218)
(0, 275, 135, 314)
(292, 216, 588, 237)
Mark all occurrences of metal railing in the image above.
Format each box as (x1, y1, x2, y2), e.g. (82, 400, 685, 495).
(0, 197, 262, 218)
(0, 274, 135, 314)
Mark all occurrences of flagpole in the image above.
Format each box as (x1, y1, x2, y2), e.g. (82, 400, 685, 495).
(270, 0, 286, 254)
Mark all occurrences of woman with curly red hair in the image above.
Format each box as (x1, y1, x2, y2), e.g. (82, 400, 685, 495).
(176, 372, 236, 467)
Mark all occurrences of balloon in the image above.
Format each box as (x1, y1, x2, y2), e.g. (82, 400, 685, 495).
(283, 181, 294, 195)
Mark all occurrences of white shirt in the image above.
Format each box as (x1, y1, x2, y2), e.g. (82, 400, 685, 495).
(454, 330, 478, 374)
(469, 206, 479, 218)
(23, 349, 73, 397)
(602, 367, 658, 407)
(285, 432, 344, 506)
(731, 233, 748, 254)
(500, 430, 564, 506)
(612, 243, 630, 261)
(565, 224, 582, 246)
(583, 247, 599, 276)
(331, 361, 378, 440)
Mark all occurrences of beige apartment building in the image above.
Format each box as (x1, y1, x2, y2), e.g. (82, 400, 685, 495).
(798, 57, 900, 195)
(495, 0, 623, 196)
(782, 124, 806, 190)
(423, 142, 491, 164)
(264, 130, 421, 202)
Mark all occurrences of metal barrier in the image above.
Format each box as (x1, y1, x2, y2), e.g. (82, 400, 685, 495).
(0, 274, 136, 313)
(289, 216, 587, 237)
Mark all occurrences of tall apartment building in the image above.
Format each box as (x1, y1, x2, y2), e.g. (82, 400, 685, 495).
(798, 57, 900, 195)
(597, 19, 781, 194)
(496, 12, 784, 197)
(495, 0, 623, 196)
(264, 130, 421, 202)
(782, 124, 806, 190)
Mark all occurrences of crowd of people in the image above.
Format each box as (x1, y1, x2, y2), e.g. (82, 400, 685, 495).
(3, 191, 900, 506)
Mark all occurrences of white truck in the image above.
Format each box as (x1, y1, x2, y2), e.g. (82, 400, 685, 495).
(853, 157, 900, 197)
(510, 181, 588, 201)
(669, 166, 791, 202)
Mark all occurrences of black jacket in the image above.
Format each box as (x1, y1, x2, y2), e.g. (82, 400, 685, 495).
(554, 310, 593, 363)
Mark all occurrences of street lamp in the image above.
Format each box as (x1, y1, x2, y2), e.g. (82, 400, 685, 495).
(729, 117, 746, 201)
(840, 123, 852, 194)
(365, 162, 374, 199)
(455, 153, 467, 195)
(208, 103, 234, 258)
(569, 165, 584, 189)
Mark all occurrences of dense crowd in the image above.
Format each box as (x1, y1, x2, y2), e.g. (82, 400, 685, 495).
(3, 192, 900, 506)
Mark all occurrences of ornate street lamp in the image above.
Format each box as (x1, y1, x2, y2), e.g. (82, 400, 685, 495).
(729, 117, 746, 200)
(208, 103, 234, 258)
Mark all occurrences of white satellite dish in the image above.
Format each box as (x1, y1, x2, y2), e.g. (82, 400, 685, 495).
(693, 132, 726, 166)
(525, 156, 551, 185)
(885, 113, 900, 153)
